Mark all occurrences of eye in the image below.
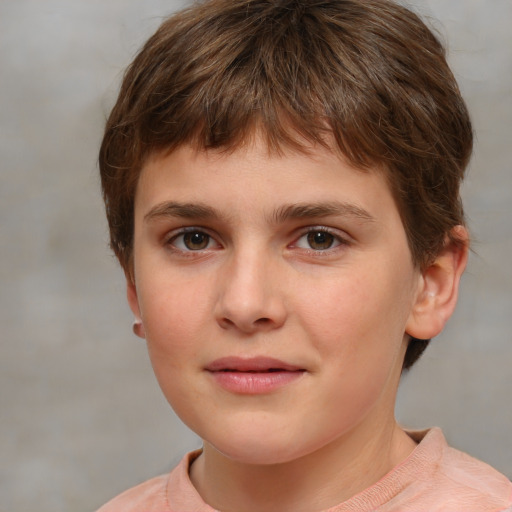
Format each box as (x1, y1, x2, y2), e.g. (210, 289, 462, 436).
(294, 229, 344, 251)
(169, 230, 217, 251)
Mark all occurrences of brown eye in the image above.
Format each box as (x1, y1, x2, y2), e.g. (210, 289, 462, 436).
(182, 231, 210, 250)
(169, 231, 214, 251)
(306, 231, 335, 250)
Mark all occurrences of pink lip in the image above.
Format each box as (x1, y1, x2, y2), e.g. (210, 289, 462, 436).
(205, 357, 305, 394)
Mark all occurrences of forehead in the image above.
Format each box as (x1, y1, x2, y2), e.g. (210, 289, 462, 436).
(135, 139, 403, 232)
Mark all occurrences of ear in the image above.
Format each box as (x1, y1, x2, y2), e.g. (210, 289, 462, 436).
(126, 274, 146, 339)
(406, 226, 469, 340)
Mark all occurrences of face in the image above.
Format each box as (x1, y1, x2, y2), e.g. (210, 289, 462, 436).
(128, 139, 423, 465)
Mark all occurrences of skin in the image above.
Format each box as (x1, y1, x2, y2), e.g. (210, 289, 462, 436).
(127, 137, 467, 512)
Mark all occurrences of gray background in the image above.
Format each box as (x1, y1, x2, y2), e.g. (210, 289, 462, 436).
(1, 1, 511, 511)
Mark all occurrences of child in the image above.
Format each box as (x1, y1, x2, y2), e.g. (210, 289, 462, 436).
(97, 0, 512, 510)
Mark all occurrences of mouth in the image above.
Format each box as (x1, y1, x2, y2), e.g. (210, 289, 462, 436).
(205, 357, 306, 394)
(205, 356, 304, 373)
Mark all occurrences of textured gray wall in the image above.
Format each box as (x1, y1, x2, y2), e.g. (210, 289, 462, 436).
(1, 1, 510, 511)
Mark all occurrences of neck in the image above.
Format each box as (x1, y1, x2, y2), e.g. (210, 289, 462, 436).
(189, 419, 416, 512)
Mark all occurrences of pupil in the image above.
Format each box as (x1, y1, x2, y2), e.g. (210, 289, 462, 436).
(307, 231, 334, 250)
(184, 232, 209, 250)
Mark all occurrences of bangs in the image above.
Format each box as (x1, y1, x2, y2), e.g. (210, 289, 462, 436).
(114, 0, 411, 168)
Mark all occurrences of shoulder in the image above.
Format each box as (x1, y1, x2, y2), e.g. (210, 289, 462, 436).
(95, 473, 170, 512)
(340, 428, 512, 511)
(437, 438, 512, 509)
(397, 428, 512, 511)
(95, 450, 208, 512)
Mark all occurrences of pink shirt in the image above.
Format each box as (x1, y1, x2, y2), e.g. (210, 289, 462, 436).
(97, 428, 512, 511)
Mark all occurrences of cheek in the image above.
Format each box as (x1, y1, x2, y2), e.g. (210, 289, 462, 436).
(299, 271, 388, 341)
(138, 274, 210, 368)
(140, 282, 207, 418)
(301, 265, 412, 369)
(299, 276, 408, 436)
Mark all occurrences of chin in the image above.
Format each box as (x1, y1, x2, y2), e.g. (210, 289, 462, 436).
(214, 441, 301, 466)
(205, 425, 325, 466)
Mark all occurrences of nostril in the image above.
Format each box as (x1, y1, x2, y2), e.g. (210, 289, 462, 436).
(255, 317, 271, 325)
(219, 317, 235, 330)
(218, 316, 275, 333)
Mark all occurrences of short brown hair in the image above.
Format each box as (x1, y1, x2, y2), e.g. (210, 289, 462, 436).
(99, 0, 472, 369)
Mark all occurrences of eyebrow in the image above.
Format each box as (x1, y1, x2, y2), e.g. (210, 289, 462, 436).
(144, 201, 219, 223)
(144, 200, 375, 224)
(271, 202, 376, 224)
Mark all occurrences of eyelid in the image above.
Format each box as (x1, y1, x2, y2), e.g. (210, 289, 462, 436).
(165, 226, 222, 252)
(290, 226, 352, 251)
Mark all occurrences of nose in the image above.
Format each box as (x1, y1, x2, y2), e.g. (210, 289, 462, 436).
(215, 250, 287, 335)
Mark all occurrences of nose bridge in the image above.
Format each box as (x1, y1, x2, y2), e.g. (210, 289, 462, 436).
(215, 242, 285, 333)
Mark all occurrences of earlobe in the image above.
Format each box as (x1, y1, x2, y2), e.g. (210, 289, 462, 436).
(406, 226, 469, 340)
(126, 276, 146, 339)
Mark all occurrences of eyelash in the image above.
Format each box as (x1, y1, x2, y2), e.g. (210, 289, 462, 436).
(292, 227, 351, 254)
(165, 227, 220, 254)
(164, 226, 351, 255)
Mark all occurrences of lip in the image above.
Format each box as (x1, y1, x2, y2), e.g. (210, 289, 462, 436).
(206, 356, 303, 372)
(205, 357, 306, 394)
